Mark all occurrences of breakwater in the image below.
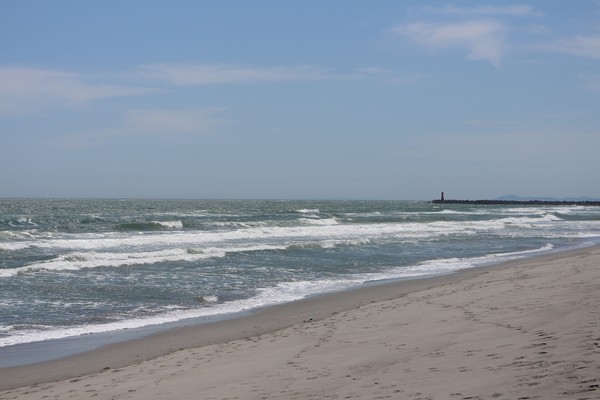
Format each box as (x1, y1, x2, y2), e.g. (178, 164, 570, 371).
(431, 199, 600, 206)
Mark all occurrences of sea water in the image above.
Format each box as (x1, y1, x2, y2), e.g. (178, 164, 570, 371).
(1, 199, 599, 361)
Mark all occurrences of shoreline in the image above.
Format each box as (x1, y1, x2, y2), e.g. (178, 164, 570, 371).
(0, 241, 577, 367)
(0, 263, 498, 390)
(0, 242, 567, 369)
(2, 244, 600, 398)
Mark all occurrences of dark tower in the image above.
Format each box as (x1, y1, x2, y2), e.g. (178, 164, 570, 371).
(441, 192, 445, 202)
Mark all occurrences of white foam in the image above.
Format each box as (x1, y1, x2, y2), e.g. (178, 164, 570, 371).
(295, 209, 320, 214)
(14, 218, 37, 226)
(437, 209, 461, 214)
(298, 217, 339, 226)
(0, 242, 30, 251)
(498, 213, 566, 230)
(151, 220, 184, 229)
(12, 207, 588, 250)
(196, 295, 219, 303)
(0, 244, 288, 277)
(2, 210, 597, 279)
(405, 243, 555, 276)
(0, 277, 359, 347)
(0, 215, 566, 255)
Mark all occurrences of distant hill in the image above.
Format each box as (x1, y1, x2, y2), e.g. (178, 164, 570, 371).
(497, 194, 600, 202)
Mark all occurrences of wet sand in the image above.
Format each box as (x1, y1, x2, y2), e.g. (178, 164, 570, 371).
(1, 245, 599, 399)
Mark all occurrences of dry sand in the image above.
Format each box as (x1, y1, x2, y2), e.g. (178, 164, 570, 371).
(1, 245, 600, 399)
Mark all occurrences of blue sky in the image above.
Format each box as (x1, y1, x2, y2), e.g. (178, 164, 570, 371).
(1, 1, 599, 200)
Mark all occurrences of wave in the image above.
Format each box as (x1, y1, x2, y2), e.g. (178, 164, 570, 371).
(0, 229, 39, 249)
(0, 236, 383, 277)
(195, 295, 219, 303)
(298, 217, 339, 226)
(152, 220, 184, 229)
(116, 220, 183, 231)
(437, 209, 462, 214)
(0, 243, 558, 348)
(0, 274, 389, 347)
(0, 244, 289, 277)
(295, 209, 320, 214)
(7, 218, 37, 227)
(0, 212, 584, 256)
(401, 244, 555, 276)
(499, 213, 563, 227)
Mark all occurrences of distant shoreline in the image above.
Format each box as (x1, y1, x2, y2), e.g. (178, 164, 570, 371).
(431, 199, 600, 206)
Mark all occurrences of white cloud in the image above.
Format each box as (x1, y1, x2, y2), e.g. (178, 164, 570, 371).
(124, 107, 227, 136)
(51, 107, 228, 149)
(138, 64, 336, 85)
(526, 24, 552, 36)
(425, 5, 541, 17)
(544, 35, 600, 60)
(0, 67, 153, 117)
(395, 20, 507, 66)
(355, 67, 422, 85)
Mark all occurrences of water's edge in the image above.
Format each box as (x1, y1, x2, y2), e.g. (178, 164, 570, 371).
(1, 240, 596, 370)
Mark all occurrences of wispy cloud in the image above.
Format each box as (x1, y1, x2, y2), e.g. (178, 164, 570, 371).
(0, 64, 421, 118)
(355, 67, 422, 85)
(138, 63, 421, 87)
(395, 20, 507, 66)
(393, 4, 546, 66)
(0, 67, 153, 117)
(544, 35, 600, 60)
(53, 107, 228, 149)
(123, 107, 227, 136)
(424, 5, 541, 17)
(137, 64, 337, 85)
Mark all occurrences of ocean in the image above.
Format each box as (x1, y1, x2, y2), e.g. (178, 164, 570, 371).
(1, 199, 600, 364)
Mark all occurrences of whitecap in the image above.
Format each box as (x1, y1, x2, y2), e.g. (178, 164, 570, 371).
(151, 220, 184, 229)
(196, 295, 219, 303)
(298, 217, 339, 226)
(0, 244, 289, 277)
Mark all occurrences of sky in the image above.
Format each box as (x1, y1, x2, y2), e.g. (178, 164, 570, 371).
(1, 1, 599, 200)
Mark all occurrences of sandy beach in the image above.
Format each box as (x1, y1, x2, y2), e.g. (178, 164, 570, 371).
(1, 245, 600, 399)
